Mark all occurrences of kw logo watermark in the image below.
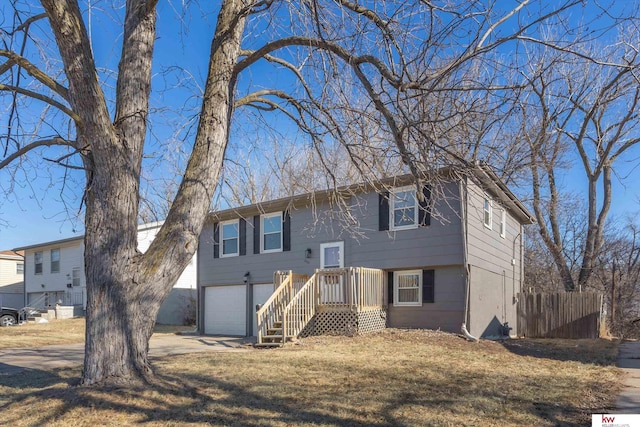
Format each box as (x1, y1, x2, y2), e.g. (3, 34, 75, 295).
(592, 413, 640, 427)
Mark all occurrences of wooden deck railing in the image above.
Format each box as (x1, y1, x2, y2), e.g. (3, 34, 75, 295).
(256, 271, 308, 344)
(355, 267, 385, 309)
(283, 267, 385, 339)
(315, 267, 385, 309)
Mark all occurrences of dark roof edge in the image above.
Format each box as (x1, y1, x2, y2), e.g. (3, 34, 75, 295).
(208, 165, 536, 225)
(466, 163, 536, 225)
(13, 235, 85, 252)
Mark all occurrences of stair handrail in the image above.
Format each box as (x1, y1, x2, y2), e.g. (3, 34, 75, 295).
(283, 271, 320, 339)
(19, 292, 49, 320)
(256, 271, 309, 344)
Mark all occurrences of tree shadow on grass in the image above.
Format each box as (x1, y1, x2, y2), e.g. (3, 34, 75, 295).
(0, 351, 613, 426)
(0, 369, 382, 426)
(0, 364, 79, 389)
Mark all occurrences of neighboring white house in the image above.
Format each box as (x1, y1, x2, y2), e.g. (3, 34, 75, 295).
(0, 250, 24, 308)
(14, 222, 197, 325)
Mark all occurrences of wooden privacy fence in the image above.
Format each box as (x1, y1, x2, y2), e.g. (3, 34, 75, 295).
(517, 292, 603, 339)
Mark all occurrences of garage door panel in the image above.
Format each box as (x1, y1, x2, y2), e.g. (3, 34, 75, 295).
(204, 285, 246, 336)
(252, 284, 274, 336)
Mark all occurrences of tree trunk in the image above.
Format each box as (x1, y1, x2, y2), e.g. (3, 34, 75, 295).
(578, 166, 612, 288)
(41, 0, 251, 386)
(79, 0, 250, 385)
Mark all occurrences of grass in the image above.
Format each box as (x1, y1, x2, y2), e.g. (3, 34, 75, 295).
(0, 318, 193, 348)
(0, 328, 621, 426)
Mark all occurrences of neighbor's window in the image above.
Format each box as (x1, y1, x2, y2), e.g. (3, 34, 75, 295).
(51, 248, 60, 273)
(394, 270, 422, 306)
(390, 186, 418, 230)
(72, 267, 81, 287)
(221, 220, 239, 257)
(500, 209, 507, 238)
(34, 251, 43, 275)
(483, 196, 493, 229)
(16, 263, 24, 275)
(261, 212, 282, 253)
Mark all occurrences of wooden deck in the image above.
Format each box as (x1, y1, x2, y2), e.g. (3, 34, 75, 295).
(256, 267, 386, 346)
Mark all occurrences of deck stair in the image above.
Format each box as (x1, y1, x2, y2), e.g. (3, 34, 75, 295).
(255, 321, 284, 347)
(256, 267, 386, 347)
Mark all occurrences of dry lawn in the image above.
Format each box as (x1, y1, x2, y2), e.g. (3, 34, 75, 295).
(0, 318, 192, 348)
(0, 328, 621, 426)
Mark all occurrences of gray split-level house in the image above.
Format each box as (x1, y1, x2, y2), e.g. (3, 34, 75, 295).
(197, 165, 535, 343)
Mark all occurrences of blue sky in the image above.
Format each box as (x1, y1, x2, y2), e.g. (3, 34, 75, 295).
(1, 1, 639, 250)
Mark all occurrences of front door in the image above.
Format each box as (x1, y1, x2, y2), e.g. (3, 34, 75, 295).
(320, 242, 344, 303)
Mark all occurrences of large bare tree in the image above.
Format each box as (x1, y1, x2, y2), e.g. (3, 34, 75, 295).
(0, 0, 606, 385)
(516, 22, 640, 291)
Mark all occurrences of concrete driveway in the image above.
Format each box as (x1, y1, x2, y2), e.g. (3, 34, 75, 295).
(0, 334, 253, 375)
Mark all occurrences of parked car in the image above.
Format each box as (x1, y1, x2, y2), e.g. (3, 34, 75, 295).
(0, 307, 21, 326)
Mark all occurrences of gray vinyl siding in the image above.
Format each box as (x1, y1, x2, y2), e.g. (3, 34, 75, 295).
(350, 186, 463, 269)
(465, 177, 522, 278)
(468, 266, 518, 338)
(197, 181, 464, 287)
(386, 266, 465, 333)
(464, 177, 523, 337)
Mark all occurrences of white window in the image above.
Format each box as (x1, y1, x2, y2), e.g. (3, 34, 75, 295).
(51, 248, 60, 273)
(320, 242, 344, 269)
(500, 209, 506, 238)
(390, 186, 418, 231)
(16, 263, 24, 274)
(483, 196, 493, 229)
(394, 270, 422, 306)
(34, 251, 43, 275)
(220, 220, 239, 257)
(72, 267, 81, 287)
(261, 212, 282, 253)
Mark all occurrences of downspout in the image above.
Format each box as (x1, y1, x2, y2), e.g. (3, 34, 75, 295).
(459, 178, 478, 342)
(512, 231, 522, 304)
(520, 224, 525, 295)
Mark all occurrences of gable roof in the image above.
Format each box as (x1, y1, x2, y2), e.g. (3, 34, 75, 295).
(12, 221, 168, 253)
(0, 250, 24, 260)
(207, 164, 536, 225)
(13, 235, 84, 252)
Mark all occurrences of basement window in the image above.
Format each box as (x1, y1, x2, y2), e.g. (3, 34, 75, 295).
(394, 270, 422, 306)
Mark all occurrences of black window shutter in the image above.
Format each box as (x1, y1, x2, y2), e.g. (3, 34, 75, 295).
(253, 215, 260, 254)
(283, 211, 291, 252)
(239, 218, 246, 256)
(379, 192, 389, 231)
(213, 222, 219, 259)
(423, 269, 435, 303)
(419, 185, 431, 226)
(387, 271, 394, 304)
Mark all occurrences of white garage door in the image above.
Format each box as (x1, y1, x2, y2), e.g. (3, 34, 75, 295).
(204, 285, 246, 336)
(252, 284, 274, 336)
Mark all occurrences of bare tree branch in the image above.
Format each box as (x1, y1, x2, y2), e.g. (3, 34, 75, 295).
(0, 137, 73, 169)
